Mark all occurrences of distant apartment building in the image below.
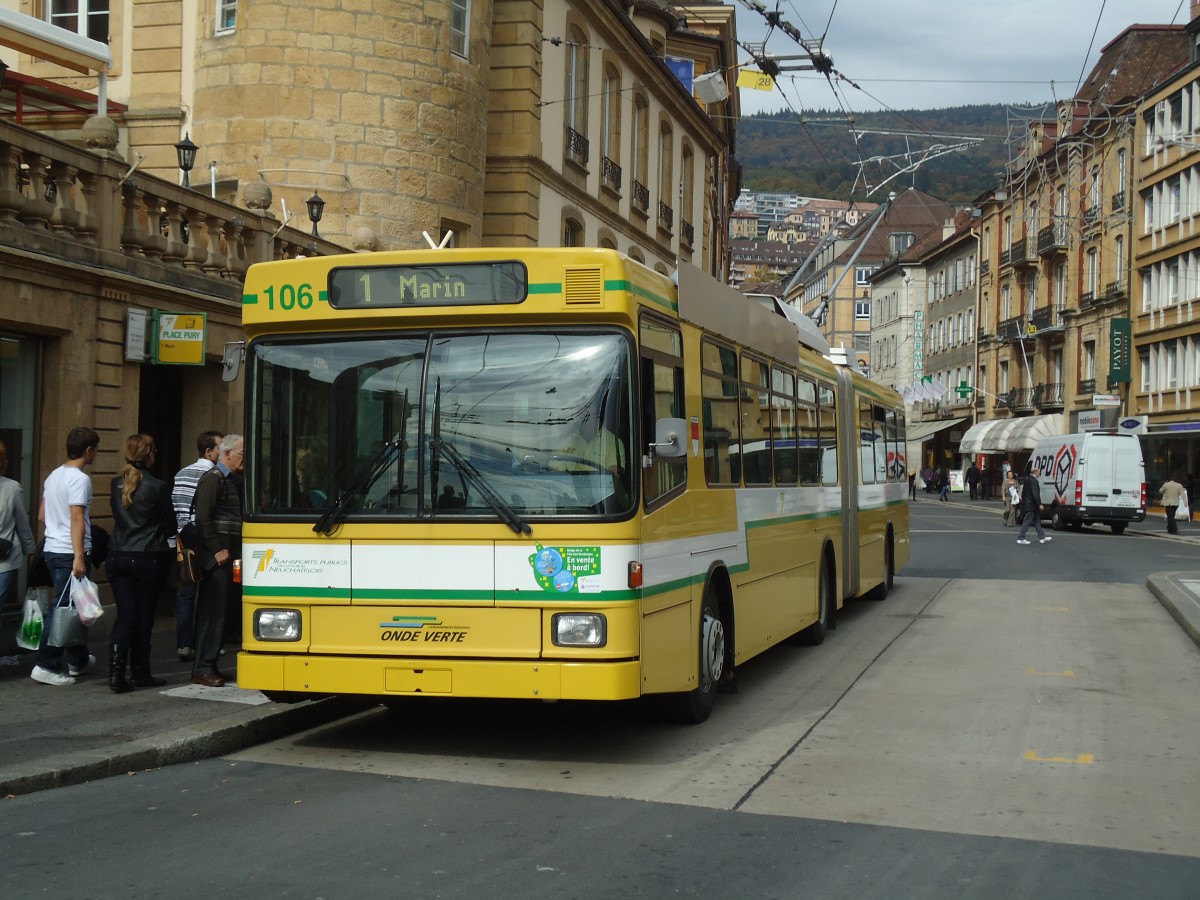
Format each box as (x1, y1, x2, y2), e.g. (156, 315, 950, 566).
(729, 239, 815, 288)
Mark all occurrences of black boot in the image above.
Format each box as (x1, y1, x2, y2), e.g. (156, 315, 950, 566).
(109, 644, 134, 694)
(130, 647, 166, 687)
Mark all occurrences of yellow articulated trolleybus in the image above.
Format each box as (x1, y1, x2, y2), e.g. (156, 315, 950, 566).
(235, 247, 909, 723)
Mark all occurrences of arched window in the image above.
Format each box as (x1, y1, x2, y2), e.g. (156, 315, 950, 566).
(565, 25, 589, 164)
(657, 121, 673, 231)
(601, 62, 622, 189)
(563, 216, 584, 247)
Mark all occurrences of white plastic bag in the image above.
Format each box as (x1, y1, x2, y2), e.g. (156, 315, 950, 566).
(70, 575, 104, 626)
(17, 588, 44, 650)
(1179, 489, 1190, 518)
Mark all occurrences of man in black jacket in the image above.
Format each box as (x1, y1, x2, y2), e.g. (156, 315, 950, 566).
(1016, 463, 1051, 545)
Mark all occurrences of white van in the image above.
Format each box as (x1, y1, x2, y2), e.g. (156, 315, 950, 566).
(1028, 432, 1146, 534)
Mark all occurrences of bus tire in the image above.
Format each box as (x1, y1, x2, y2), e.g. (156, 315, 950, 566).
(797, 560, 831, 645)
(866, 530, 893, 602)
(1052, 508, 1067, 531)
(664, 589, 725, 725)
(1111, 522, 1127, 535)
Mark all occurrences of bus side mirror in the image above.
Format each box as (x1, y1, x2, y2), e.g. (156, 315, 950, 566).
(221, 341, 245, 382)
(650, 418, 687, 459)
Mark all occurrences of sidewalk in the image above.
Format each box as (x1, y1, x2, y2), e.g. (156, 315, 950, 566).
(0, 614, 369, 797)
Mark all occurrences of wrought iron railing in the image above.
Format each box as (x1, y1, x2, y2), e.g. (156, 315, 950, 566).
(997, 316, 1026, 342)
(1029, 305, 1065, 332)
(1034, 382, 1064, 408)
(601, 156, 622, 190)
(1080, 290, 1097, 309)
(1079, 378, 1096, 394)
(1036, 220, 1069, 255)
(657, 200, 673, 231)
(1008, 387, 1034, 410)
(566, 127, 589, 164)
(681, 219, 694, 246)
(631, 179, 649, 211)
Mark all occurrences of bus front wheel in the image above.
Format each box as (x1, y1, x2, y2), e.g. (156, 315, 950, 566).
(797, 561, 831, 645)
(665, 591, 725, 725)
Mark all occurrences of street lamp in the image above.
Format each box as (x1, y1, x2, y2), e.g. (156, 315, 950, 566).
(174, 132, 198, 188)
(306, 191, 325, 238)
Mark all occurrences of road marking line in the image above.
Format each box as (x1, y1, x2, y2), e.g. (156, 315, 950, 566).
(1023, 750, 1095, 764)
(1026, 668, 1075, 676)
(1033, 606, 1070, 612)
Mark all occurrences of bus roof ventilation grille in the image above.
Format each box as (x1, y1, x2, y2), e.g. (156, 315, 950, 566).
(563, 267, 604, 305)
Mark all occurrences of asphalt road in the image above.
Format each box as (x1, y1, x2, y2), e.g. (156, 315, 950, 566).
(2, 501, 1199, 899)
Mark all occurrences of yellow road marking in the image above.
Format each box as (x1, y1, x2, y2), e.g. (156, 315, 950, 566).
(1023, 750, 1095, 764)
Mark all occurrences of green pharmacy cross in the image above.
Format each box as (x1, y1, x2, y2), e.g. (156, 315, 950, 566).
(955, 381, 974, 399)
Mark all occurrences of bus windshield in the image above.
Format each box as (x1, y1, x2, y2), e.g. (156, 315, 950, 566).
(248, 330, 635, 523)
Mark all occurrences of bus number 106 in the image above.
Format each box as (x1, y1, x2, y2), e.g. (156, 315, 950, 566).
(262, 283, 316, 310)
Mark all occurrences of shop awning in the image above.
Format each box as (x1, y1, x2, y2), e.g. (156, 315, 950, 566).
(960, 414, 1064, 454)
(905, 417, 967, 444)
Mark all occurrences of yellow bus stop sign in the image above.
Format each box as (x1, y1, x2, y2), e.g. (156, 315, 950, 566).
(152, 312, 207, 365)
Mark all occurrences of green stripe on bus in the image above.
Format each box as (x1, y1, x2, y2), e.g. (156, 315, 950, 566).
(319, 290, 328, 303)
(528, 282, 563, 295)
(243, 585, 349, 599)
(243, 293, 258, 305)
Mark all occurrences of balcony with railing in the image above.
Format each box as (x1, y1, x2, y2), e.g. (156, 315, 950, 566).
(1009, 237, 1037, 268)
(980, 257, 990, 276)
(1079, 378, 1096, 395)
(994, 391, 1011, 410)
(1111, 190, 1126, 213)
(1104, 278, 1127, 302)
(1008, 387, 1035, 411)
(601, 156, 622, 191)
(681, 219, 694, 247)
(1029, 305, 1065, 334)
(1079, 290, 1097, 309)
(997, 315, 1028, 343)
(1036, 220, 1069, 256)
(0, 118, 346, 298)
(1033, 382, 1064, 409)
(657, 200, 673, 232)
(631, 179, 649, 212)
(999, 246, 1013, 269)
(1081, 206, 1100, 230)
(565, 127, 589, 165)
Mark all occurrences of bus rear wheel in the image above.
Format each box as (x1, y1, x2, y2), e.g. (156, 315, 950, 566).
(665, 590, 725, 725)
(797, 561, 831, 645)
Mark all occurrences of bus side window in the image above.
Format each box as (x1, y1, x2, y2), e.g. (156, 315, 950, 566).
(640, 316, 686, 506)
(818, 381, 837, 485)
(702, 339, 738, 486)
(772, 366, 797, 485)
(740, 354, 772, 486)
(797, 376, 819, 484)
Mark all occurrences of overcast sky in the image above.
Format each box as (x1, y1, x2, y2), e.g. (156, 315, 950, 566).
(734, 0, 1193, 116)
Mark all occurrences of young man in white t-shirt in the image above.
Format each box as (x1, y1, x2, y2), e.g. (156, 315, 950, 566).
(31, 426, 100, 686)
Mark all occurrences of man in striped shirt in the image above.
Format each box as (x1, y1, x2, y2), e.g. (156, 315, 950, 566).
(171, 431, 222, 660)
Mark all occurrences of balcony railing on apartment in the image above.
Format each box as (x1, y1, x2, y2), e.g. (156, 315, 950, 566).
(997, 315, 1029, 342)
(980, 258, 990, 276)
(1009, 237, 1037, 267)
(657, 200, 673, 231)
(566, 127, 589, 164)
(1007, 387, 1035, 411)
(1033, 382, 1064, 409)
(1029, 305, 1065, 333)
(0, 118, 346, 293)
(601, 156, 622, 190)
(681, 219, 694, 247)
(1111, 190, 1126, 212)
(1079, 378, 1096, 395)
(1081, 206, 1100, 230)
(994, 391, 1010, 410)
(1036, 220, 1069, 255)
(631, 179, 649, 212)
(1079, 290, 1097, 309)
(999, 246, 1012, 268)
(1104, 279, 1127, 302)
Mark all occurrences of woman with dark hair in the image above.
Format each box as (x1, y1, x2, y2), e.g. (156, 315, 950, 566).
(106, 434, 175, 692)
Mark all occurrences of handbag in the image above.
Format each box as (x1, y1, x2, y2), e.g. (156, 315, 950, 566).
(0, 535, 13, 557)
(17, 588, 44, 650)
(46, 580, 88, 648)
(70, 575, 104, 626)
(176, 489, 215, 584)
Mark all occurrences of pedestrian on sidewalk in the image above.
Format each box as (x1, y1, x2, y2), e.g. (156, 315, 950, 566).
(106, 434, 176, 693)
(908, 467, 917, 501)
(937, 467, 950, 502)
(171, 431, 223, 661)
(30, 426, 100, 687)
(966, 461, 981, 500)
(1016, 463, 1050, 545)
(1002, 470, 1021, 526)
(1158, 473, 1185, 536)
(0, 439, 37, 613)
(191, 434, 244, 688)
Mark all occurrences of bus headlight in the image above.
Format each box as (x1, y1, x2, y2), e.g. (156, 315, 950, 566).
(552, 613, 606, 647)
(254, 609, 302, 641)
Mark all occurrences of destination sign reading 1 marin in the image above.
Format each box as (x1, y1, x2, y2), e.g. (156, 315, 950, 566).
(328, 262, 528, 309)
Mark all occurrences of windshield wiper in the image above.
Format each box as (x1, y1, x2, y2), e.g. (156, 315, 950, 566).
(313, 430, 404, 536)
(431, 437, 531, 535)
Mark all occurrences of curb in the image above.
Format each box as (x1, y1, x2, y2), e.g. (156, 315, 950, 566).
(1146, 572, 1200, 650)
(0, 695, 375, 798)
